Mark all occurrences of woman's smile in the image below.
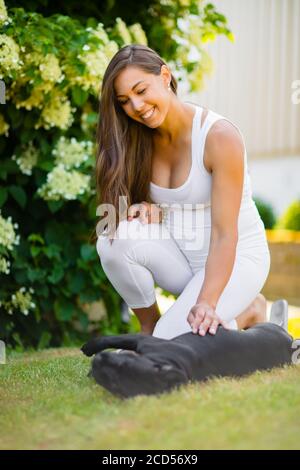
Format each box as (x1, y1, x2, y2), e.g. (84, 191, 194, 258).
(140, 106, 156, 120)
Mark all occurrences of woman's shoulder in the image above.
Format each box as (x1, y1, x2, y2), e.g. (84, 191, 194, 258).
(203, 111, 245, 172)
(184, 101, 245, 154)
(187, 101, 240, 136)
(205, 109, 244, 150)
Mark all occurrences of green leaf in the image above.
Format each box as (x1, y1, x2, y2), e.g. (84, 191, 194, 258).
(27, 268, 47, 282)
(14, 269, 28, 285)
(28, 233, 45, 245)
(47, 200, 64, 213)
(88, 198, 97, 219)
(37, 331, 52, 349)
(71, 86, 89, 106)
(7, 105, 23, 129)
(30, 245, 42, 257)
(80, 243, 97, 261)
(67, 271, 86, 293)
(34, 284, 49, 298)
(48, 265, 64, 284)
(36, 161, 54, 171)
(43, 244, 61, 260)
(0, 187, 8, 207)
(0, 245, 7, 256)
(45, 221, 67, 245)
(0, 159, 18, 181)
(78, 289, 101, 303)
(8, 185, 27, 209)
(86, 112, 98, 125)
(54, 298, 74, 321)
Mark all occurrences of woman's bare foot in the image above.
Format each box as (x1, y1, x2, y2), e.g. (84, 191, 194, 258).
(236, 293, 267, 330)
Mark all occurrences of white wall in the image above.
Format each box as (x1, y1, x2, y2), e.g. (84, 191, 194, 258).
(179, 0, 300, 158)
(178, 0, 300, 216)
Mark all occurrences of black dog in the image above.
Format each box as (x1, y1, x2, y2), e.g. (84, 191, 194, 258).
(81, 323, 294, 399)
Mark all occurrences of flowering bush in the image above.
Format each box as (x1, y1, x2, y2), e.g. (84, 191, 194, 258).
(5, 0, 233, 93)
(0, 0, 231, 349)
(0, 3, 141, 348)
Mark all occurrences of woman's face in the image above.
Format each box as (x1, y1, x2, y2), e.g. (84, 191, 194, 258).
(114, 65, 172, 128)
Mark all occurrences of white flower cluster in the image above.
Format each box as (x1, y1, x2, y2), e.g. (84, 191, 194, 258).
(0, 113, 9, 137)
(0, 211, 20, 251)
(0, 287, 35, 316)
(73, 43, 117, 96)
(0, 211, 20, 275)
(109, 18, 148, 51)
(38, 136, 93, 202)
(0, 255, 10, 274)
(8, 52, 71, 127)
(37, 92, 75, 130)
(114, 17, 132, 44)
(80, 102, 95, 133)
(61, 22, 118, 96)
(1, 11, 147, 130)
(103, 41, 119, 61)
(10, 80, 51, 111)
(87, 23, 108, 44)
(9, 53, 64, 114)
(37, 164, 91, 201)
(0, 0, 11, 27)
(39, 54, 64, 83)
(12, 141, 39, 175)
(0, 34, 22, 79)
(128, 23, 148, 45)
(52, 136, 93, 169)
(80, 48, 109, 79)
(0, 0, 8, 25)
(24, 52, 64, 83)
(173, 14, 216, 92)
(75, 18, 147, 96)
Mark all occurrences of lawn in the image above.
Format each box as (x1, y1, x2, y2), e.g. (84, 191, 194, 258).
(0, 347, 300, 450)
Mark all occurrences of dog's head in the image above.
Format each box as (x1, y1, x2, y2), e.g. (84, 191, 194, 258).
(91, 350, 189, 399)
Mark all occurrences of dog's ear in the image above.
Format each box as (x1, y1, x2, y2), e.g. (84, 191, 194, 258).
(159, 363, 189, 385)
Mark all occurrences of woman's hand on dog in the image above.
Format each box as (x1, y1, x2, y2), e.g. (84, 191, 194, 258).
(127, 201, 162, 224)
(187, 300, 230, 336)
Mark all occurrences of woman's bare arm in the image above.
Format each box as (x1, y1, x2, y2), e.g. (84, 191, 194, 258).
(196, 120, 245, 308)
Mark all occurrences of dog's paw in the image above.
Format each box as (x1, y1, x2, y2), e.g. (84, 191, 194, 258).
(81, 339, 99, 356)
(81, 343, 91, 356)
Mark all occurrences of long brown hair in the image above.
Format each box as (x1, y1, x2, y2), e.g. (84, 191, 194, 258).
(95, 44, 177, 244)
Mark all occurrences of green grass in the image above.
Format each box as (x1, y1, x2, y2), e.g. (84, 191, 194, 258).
(0, 347, 300, 450)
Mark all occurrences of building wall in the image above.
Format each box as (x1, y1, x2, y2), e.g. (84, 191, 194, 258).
(179, 0, 300, 159)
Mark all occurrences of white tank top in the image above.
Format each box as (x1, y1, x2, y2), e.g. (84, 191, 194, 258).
(149, 103, 267, 267)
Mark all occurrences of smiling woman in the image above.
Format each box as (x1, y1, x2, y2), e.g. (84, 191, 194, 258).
(114, 67, 170, 126)
(95, 44, 277, 342)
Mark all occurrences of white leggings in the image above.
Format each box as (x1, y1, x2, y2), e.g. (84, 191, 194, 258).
(96, 219, 271, 340)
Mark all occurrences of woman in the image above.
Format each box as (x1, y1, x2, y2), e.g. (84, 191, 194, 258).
(95, 44, 270, 340)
